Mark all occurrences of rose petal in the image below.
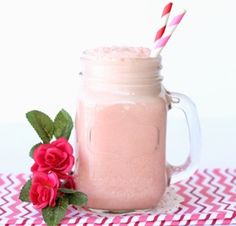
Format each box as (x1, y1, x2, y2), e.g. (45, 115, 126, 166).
(31, 163, 39, 173)
(53, 138, 73, 155)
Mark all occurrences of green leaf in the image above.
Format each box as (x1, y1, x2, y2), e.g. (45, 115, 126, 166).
(67, 192, 87, 206)
(59, 188, 77, 194)
(19, 179, 32, 202)
(54, 109, 73, 140)
(29, 143, 42, 158)
(26, 110, 54, 144)
(42, 197, 68, 226)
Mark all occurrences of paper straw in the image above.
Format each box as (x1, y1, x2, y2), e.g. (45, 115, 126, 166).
(151, 9, 186, 57)
(154, 2, 173, 42)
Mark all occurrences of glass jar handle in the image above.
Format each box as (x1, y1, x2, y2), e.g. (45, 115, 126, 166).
(167, 92, 201, 184)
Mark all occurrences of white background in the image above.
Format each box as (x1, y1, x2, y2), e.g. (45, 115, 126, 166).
(0, 0, 235, 173)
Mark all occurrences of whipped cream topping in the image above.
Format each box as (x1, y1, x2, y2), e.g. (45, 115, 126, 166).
(82, 47, 151, 60)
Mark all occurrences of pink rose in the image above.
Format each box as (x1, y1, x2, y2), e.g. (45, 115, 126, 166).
(31, 138, 74, 176)
(29, 172, 59, 209)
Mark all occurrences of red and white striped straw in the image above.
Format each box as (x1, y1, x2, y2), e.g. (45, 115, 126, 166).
(154, 2, 173, 42)
(151, 9, 186, 57)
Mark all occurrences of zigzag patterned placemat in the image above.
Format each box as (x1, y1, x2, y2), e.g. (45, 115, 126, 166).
(0, 168, 235, 225)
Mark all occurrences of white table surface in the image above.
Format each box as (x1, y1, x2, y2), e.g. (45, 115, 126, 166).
(0, 118, 235, 174)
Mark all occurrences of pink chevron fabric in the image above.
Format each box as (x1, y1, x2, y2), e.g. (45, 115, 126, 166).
(0, 169, 236, 225)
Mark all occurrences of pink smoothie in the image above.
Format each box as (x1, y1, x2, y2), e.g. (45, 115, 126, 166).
(74, 47, 168, 210)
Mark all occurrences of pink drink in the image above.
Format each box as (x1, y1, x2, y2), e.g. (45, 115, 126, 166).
(74, 47, 169, 210)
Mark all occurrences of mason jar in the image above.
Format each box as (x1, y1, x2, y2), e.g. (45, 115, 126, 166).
(74, 47, 201, 212)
